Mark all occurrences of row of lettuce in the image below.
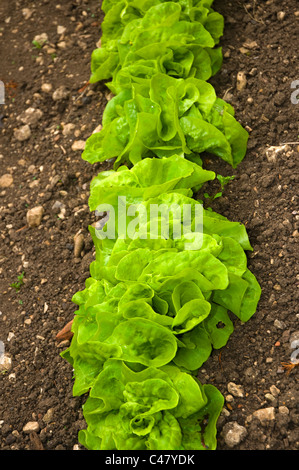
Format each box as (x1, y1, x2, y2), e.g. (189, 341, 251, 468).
(61, 0, 261, 450)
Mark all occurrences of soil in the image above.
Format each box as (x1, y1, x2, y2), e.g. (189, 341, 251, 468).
(0, 0, 298, 451)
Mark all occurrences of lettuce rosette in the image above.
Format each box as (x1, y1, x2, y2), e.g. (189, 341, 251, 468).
(82, 74, 248, 169)
(88, 154, 215, 208)
(90, 1, 224, 88)
(77, 359, 224, 450)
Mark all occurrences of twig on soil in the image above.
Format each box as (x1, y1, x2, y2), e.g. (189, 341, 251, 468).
(15, 225, 28, 233)
(281, 361, 299, 376)
(241, 0, 265, 25)
(279, 142, 299, 145)
(222, 87, 233, 101)
(60, 145, 67, 155)
(78, 80, 90, 93)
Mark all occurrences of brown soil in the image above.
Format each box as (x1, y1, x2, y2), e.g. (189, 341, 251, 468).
(0, 0, 298, 451)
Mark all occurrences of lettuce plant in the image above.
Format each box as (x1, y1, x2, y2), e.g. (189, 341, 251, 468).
(61, 0, 261, 451)
(77, 359, 225, 450)
(90, 1, 224, 89)
(62, 157, 261, 450)
(83, 74, 248, 169)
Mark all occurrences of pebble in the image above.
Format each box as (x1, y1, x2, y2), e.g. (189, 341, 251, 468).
(92, 123, 103, 134)
(274, 91, 286, 106)
(265, 144, 287, 163)
(52, 200, 65, 213)
(279, 406, 289, 415)
(57, 339, 70, 348)
(270, 385, 280, 397)
(57, 41, 67, 49)
(0, 353, 12, 372)
(43, 408, 55, 423)
(28, 164, 37, 174)
(29, 179, 39, 189)
(57, 25, 66, 35)
(33, 33, 48, 46)
(253, 407, 275, 424)
(227, 382, 244, 398)
(7, 332, 15, 342)
(225, 394, 234, 403)
(265, 393, 276, 403)
(289, 330, 299, 346)
(277, 11, 286, 21)
(52, 85, 70, 101)
(26, 206, 44, 227)
(222, 422, 247, 448)
(71, 140, 86, 151)
(249, 67, 257, 76)
(236, 71, 247, 91)
(45, 45, 56, 55)
(14, 124, 31, 141)
(274, 319, 286, 329)
(41, 83, 52, 93)
(243, 40, 258, 50)
(62, 123, 76, 136)
(0, 174, 13, 188)
(74, 232, 84, 258)
(239, 46, 249, 55)
(49, 174, 62, 189)
(22, 8, 33, 20)
(18, 107, 43, 127)
(51, 200, 66, 219)
(6, 433, 16, 445)
(23, 421, 40, 434)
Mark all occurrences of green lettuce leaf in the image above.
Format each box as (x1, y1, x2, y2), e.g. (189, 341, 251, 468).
(83, 73, 248, 168)
(77, 359, 223, 450)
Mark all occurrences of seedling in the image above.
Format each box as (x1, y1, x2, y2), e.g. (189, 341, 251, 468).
(32, 40, 43, 49)
(10, 271, 25, 292)
(204, 174, 235, 200)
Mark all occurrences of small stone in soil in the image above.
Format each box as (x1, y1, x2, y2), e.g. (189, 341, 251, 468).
(227, 382, 244, 398)
(22, 421, 40, 433)
(253, 407, 275, 424)
(71, 140, 86, 151)
(222, 422, 247, 448)
(74, 232, 84, 258)
(26, 206, 44, 227)
(0, 174, 13, 188)
(52, 86, 70, 102)
(14, 124, 31, 141)
(41, 83, 52, 93)
(236, 71, 247, 91)
(18, 107, 43, 127)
